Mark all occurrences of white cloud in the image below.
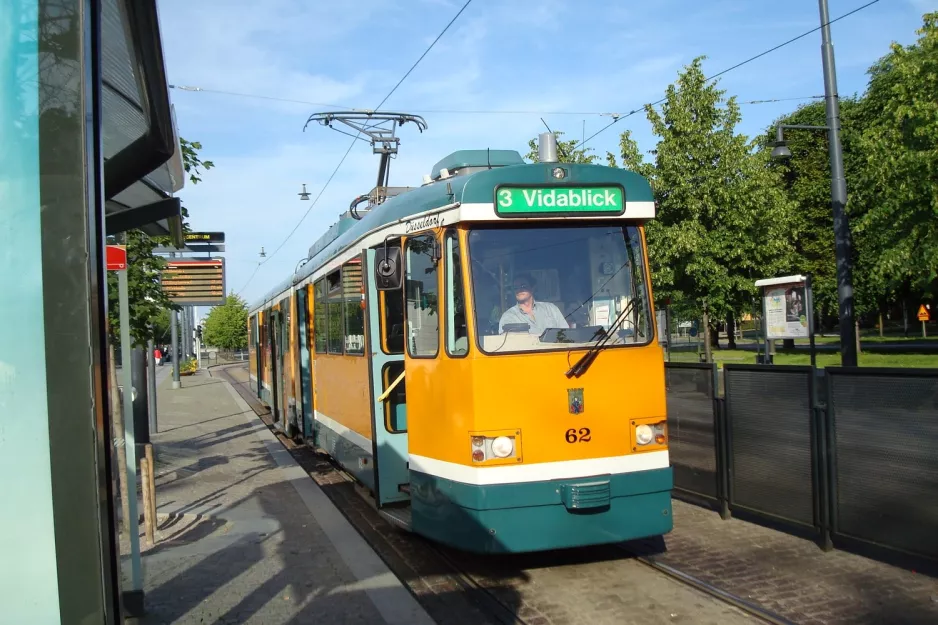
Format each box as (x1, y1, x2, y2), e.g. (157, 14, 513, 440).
(156, 0, 931, 303)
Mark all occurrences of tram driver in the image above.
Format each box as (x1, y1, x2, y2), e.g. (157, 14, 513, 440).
(498, 273, 569, 335)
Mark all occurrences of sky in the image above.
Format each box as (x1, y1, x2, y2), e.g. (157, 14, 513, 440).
(156, 0, 938, 309)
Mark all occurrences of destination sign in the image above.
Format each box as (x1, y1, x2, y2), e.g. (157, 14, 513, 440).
(160, 258, 226, 306)
(495, 185, 625, 217)
(184, 231, 225, 244)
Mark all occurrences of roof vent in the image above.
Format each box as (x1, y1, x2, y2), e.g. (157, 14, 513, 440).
(430, 150, 524, 181)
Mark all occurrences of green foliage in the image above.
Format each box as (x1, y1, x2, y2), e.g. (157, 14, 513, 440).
(760, 98, 869, 321)
(179, 137, 215, 185)
(107, 229, 177, 346)
(180, 357, 198, 374)
(854, 12, 938, 299)
(525, 130, 598, 164)
(636, 56, 795, 323)
(107, 137, 213, 347)
(202, 294, 249, 351)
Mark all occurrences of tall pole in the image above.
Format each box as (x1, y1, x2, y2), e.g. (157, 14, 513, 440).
(819, 0, 857, 367)
(146, 336, 158, 434)
(117, 270, 142, 593)
(171, 309, 180, 389)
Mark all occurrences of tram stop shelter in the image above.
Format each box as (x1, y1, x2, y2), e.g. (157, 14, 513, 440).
(1, 0, 186, 622)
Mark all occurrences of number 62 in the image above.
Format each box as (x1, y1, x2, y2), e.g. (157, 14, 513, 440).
(565, 427, 591, 443)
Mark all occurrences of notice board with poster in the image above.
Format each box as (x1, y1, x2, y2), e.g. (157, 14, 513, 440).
(755, 275, 813, 340)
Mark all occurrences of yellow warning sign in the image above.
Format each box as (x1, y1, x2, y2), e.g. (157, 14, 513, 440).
(918, 304, 930, 322)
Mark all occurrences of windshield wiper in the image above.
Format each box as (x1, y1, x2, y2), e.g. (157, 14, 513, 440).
(565, 299, 638, 378)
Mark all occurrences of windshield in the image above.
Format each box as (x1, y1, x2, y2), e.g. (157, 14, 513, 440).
(468, 224, 652, 354)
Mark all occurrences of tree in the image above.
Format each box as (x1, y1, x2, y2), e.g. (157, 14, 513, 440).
(854, 12, 938, 300)
(760, 98, 870, 327)
(203, 294, 249, 351)
(106, 137, 215, 346)
(633, 57, 795, 347)
(525, 130, 598, 163)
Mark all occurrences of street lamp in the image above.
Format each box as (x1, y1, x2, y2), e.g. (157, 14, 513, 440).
(298, 183, 310, 200)
(771, 0, 857, 368)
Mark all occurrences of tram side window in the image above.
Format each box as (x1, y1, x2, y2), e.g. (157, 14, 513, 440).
(281, 297, 291, 353)
(313, 279, 327, 353)
(445, 231, 469, 356)
(405, 234, 440, 357)
(343, 259, 365, 355)
(326, 270, 344, 354)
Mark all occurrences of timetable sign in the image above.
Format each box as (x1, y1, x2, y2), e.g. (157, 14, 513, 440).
(161, 258, 226, 306)
(184, 231, 225, 244)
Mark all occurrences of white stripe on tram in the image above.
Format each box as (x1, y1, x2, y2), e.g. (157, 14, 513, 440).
(315, 410, 373, 453)
(408, 450, 670, 486)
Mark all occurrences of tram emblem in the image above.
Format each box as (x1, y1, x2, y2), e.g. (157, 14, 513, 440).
(568, 388, 584, 414)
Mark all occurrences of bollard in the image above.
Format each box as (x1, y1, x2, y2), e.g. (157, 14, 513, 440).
(145, 443, 157, 537)
(140, 456, 154, 545)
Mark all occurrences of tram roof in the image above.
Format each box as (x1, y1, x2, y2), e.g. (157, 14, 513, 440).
(250, 155, 654, 311)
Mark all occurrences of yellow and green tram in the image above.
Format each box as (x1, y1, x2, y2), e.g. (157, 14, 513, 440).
(248, 135, 673, 553)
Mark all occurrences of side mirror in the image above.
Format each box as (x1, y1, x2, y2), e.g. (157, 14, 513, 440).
(375, 247, 402, 291)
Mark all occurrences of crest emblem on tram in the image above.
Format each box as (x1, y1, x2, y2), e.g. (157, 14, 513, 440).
(568, 388, 584, 414)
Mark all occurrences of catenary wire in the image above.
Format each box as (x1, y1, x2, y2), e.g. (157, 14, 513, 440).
(236, 0, 473, 296)
(168, 83, 824, 115)
(579, 0, 880, 147)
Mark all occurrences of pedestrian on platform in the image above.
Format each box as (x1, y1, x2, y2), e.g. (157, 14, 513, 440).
(154, 347, 163, 366)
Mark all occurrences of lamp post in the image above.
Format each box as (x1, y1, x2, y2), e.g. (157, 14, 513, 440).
(771, 0, 857, 367)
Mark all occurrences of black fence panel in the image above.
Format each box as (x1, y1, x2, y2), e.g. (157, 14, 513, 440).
(826, 368, 938, 563)
(724, 365, 819, 532)
(664, 363, 720, 502)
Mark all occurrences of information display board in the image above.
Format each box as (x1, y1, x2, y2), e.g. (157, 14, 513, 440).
(161, 258, 226, 306)
(755, 275, 812, 340)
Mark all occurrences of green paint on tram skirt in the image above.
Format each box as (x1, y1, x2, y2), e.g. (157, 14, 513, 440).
(495, 185, 626, 217)
(409, 467, 673, 554)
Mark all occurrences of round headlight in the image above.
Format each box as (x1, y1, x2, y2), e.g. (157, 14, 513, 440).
(491, 436, 514, 458)
(635, 424, 654, 445)
(551, 167, 566, 179)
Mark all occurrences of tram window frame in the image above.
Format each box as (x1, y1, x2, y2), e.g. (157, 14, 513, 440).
(404, 233, 441, 359)
(343, 257, 365, 356)
(281, 296, 291, 354)
(382, 361, 407, 433)
(326, 269, 344, 354)
(444, 229, 470, 358)
(313, 279, 328, 353)
(377, 242, 405, 355)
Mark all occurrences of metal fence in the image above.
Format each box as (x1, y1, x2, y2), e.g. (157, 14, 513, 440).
(664, 362, 938, 569)
(825, 368, 938, 563)
(664, 363, 725, 513)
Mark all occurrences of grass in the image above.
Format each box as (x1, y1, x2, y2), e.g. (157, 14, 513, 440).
(667, 348, 938, 368)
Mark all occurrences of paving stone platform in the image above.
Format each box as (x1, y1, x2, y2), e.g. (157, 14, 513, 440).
(125, 368, 432, 625)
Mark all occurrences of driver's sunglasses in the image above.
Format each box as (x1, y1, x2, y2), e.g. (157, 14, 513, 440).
(513, 283, 532, 291)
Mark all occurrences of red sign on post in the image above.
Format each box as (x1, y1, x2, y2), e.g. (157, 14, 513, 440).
(106, 245, 127, 271)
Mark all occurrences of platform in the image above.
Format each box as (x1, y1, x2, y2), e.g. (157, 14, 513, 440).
(125, 367, 433, 625)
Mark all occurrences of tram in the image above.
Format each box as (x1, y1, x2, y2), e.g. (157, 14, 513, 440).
(247, 133, 672, 553)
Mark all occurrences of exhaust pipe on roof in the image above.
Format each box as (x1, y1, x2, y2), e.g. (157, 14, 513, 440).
(538, 132, 559, 163)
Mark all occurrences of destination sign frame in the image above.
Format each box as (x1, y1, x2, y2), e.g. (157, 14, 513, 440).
(161, 258, 226, 306)
(494, 183, 626, 218)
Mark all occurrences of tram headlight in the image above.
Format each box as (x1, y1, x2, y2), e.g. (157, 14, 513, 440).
(490, 436, 514, 458)
(635, 424, 654, 446)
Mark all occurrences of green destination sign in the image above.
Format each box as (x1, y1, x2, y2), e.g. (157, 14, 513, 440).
(495, 185, 625, 216)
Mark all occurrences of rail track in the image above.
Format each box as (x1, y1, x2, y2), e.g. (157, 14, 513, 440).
(215, 363, 792, 625)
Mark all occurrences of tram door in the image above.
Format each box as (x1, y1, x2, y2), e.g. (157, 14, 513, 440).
(277, 301, 289, 432)
(267, 310, 281, 425)
(295, 286, 315, 441)
(365, 247, 410, 506)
